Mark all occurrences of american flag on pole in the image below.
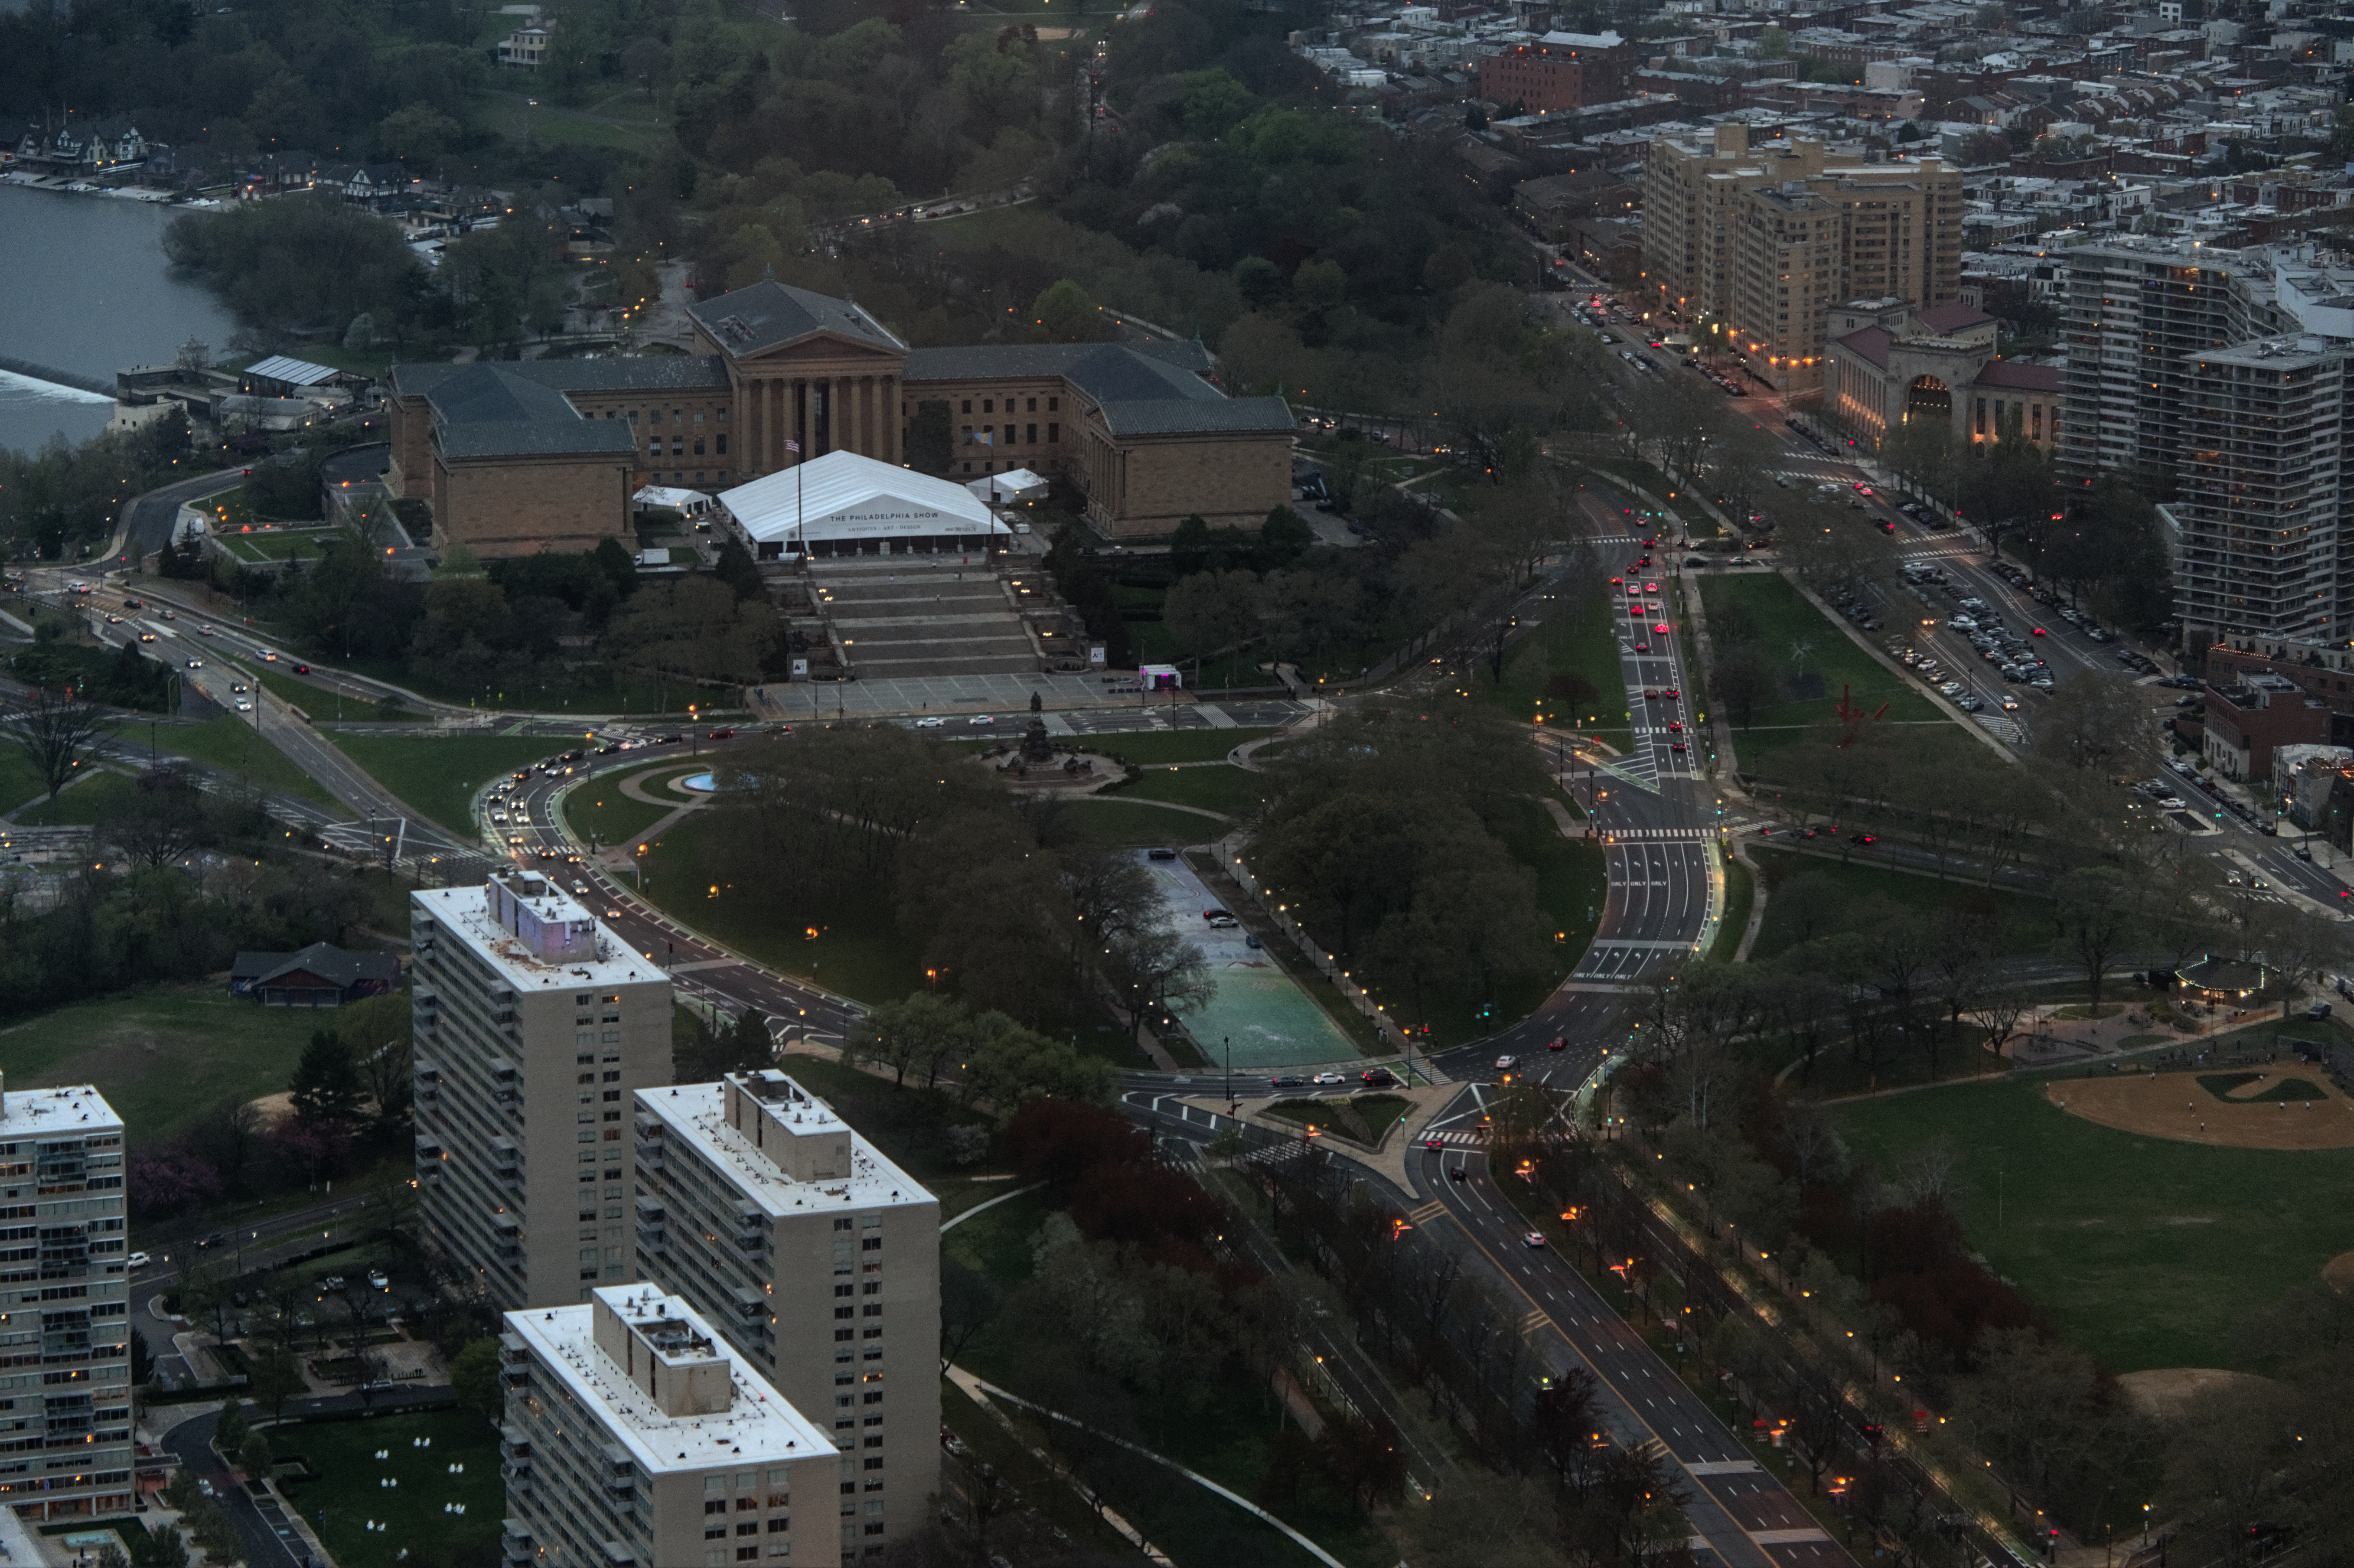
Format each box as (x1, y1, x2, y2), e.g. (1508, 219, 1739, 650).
(783, 440, 801, 453)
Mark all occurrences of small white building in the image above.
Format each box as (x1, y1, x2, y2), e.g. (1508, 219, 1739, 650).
(718, 450, 1009, 560)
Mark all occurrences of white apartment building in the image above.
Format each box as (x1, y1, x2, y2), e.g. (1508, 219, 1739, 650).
(499, 1284, 838, 1568)
(413, 872, 672, 1310)
(0, 1081, 132, 1523)
(633, 1073, 939, 1562)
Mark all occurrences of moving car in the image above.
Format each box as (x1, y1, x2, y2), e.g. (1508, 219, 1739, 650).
(127, 1251, 150, 1269)
(1523, 1232, 1549, 1249)
(1272, 1075, 1307, 1089)
(913, 717, 945, 728)
(1312, 1072, 1348, 1086)
(1495, 1054, 1518, 1071)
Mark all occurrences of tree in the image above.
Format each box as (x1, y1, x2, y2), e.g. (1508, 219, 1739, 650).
(127, 1519, 190, 1568)
(340, 992, 414, 1135)
(847, 992, 967, 1089)
(213, 1397, 248, 1457)
(1712, 642, 1778, 730)
(377, 101, 460, 165)
(673, 1006, 774, 1082)
(908, 401, 953, 475)
(959, 1013, 1112, 1114)
(2053, 867, 2138, 1012)
(247, 1344, 308, 1426)
(714, 536, 766, 602)
(1099, 925, 1213, 1039)
(1032, 279, 1111, 342)
(238, 1427, 274, 1480)
(102, 764, 206, 869)
(1161, 570, 1265, 665)
(450, 1337, 504, 1425)
(0, 686, 109, 801)
(288, 1030, 365, 1125)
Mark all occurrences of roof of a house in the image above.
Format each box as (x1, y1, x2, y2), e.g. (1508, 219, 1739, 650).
(1834, 325, 1893, 367)
(688, 277, 907, 360)
(387, 356, 731, 399)
(418, 363, 639, 461)
(230, 942, 401, 989)
(243, 355, 344, 388)
(906, 339, 1290, 436)
(1973, 359, 2064, 391)
(1918, 301, 1997, 332)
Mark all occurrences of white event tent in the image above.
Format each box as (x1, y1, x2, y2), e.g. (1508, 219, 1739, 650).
(719, 450, 1010, 558)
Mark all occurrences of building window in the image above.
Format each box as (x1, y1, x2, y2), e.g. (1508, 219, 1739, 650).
(960, 400, 971, 414)
(1047, 423, 1058, 443)
(1047, 397, 1059, 411)
(982, 399, 993, 413)
(1026, 424, 1036, 444)
(717, 433, 728, 455)
(694, 437, 706, 456)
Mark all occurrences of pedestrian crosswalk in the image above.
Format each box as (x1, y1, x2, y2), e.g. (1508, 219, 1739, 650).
(1420, 1129, 1487, 1148)
(1973, 712, 2024, 744)
(1602, 827, 1711, 841)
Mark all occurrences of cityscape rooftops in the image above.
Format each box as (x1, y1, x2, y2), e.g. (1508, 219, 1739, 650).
(0, 1081, 122, 1139)
(415, 877, 655, 988)
(505, 1287, 831, 1474)
(636, 1075, 934, 1218)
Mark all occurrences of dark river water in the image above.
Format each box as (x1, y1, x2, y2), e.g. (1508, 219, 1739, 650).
(0, 183, 241, 453)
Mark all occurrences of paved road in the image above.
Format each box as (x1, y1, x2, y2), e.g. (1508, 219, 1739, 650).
(1415, 1135, 1849, 1568)
(108, 465, 248, 569)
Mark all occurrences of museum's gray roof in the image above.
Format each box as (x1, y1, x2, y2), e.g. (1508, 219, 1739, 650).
(688, 279, 906, 359)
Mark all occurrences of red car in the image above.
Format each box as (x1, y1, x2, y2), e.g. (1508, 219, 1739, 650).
(707, 727, 736, 740)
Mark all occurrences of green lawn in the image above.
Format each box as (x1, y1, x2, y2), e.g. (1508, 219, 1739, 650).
(1086, 727, 1279, 766)
(273, 1406, 502, 1568)
(1711, 854, 1754, 963)
(0, 747, 65, 815)
(1263, 1094, 1410, 1144)
(214, 528, 342, 565)
(17, 769, 141, 825)
(325, 733, 570, 833)
(145, 715, 339, 808)
(562, 771, 681, 849)
(635, 811, 928, 1004)
(1485, 580, 1631, 742)
(0, 985, 339, 1143)
(333, 653, 689, 718)
(1060, 799, 1229, 848)
(1113, 764, 1268, 818)
(1832, 1076, 2354, 1372)
(639, 822, 1151, 1066)
(1696, 572, 1950, 771)
(1745, 846, 2053, 961)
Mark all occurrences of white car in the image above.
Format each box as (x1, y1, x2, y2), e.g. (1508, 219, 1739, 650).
(196, 624, 215, 637)
(1311, 1072, 1348, 1086)
(1496, 1055, 1518, 1072)
(1523, 1232, 1549, 1249)
(235, 699, 252, 712)
(913, 717, 945, 728)
(368, 1269, 390, 1291)
(126, 1251, 150, 1270)
(2156, 796, 2187, 810)
(968, 715, 994, 726)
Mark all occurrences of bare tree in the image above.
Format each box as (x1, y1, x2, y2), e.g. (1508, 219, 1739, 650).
(0, 686, 111, 801)
(2054, 866, 2139, 1011)
(1099, 925, 1211, 1038)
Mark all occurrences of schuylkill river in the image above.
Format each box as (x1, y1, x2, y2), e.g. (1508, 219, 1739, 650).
(0, 183, 240, 454)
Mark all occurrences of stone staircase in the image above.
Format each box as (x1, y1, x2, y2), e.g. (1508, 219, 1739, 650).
(809, 557, 1041, 679)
